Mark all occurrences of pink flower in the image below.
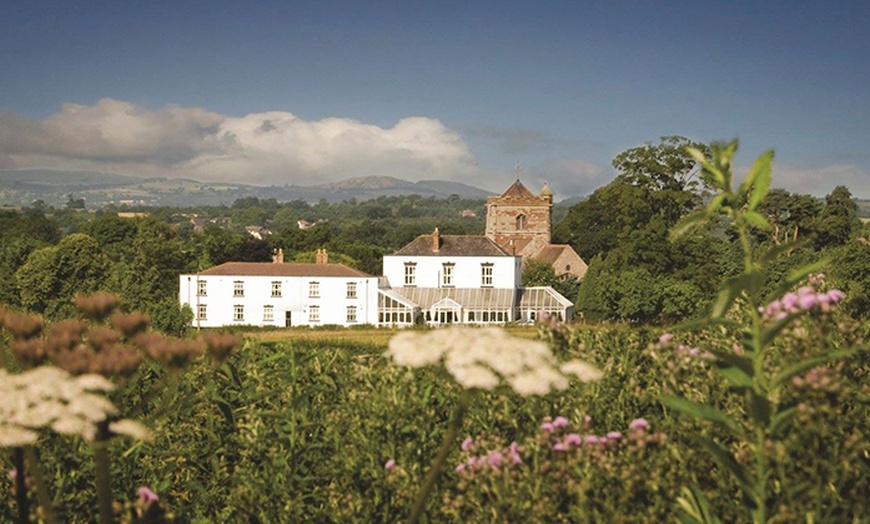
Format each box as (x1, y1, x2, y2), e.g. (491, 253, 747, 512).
(629, 418, 649, 431)
(606, 431, 622, 441)
(827, 289, 845, 302)
(584, 435, 599, 445)
(553, 416, 569, 429)
(564, 433, 582, 447)
(552, 442, 566, 451)
(138, 487, 159, 504)
(384, 459, 396, 470)
(584, 415, 592, 425)
(455, 463, 466, 473)
(540, 421, 554, 433)
(509, 441, 523, 464)
(8, 469, 17, 480)
(461, 437, 474, 451)
(488, 450, 504, 467)
(659, 333, 674, 345)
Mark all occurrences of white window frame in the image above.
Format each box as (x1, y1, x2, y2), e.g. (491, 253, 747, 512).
(442, 263, 454, 287)
(346, 306, 357, 323)
(197, 280, 207, 296)
(404, 263, 416, 286)
(197, 304, 207, 320)
(233, 304, 244, 322)
(346, 282, 357, 299)
(271, 281, 282, 297)
(309, 305, 320, 323)
(481, 264, 494, 287)
(233, 281, 244, 297)
(309, 281, 320, 298)
(263, 305, 274, 322)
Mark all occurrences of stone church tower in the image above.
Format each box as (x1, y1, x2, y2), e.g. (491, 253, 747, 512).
(485, 179, 588, 279)
(485, 179, 554, 257)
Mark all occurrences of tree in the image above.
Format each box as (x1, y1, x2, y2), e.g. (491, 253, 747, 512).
(813, 185, 858, 248)
(612, 135, 710, 194)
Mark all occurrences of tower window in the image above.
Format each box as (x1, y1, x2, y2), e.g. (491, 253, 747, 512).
(516, 214, 527, 230)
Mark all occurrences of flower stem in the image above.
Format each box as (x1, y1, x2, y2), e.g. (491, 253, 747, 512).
(93, 438, 114, 524)
(24, 446, 58, 524)
(13, 447, 28, 524)
(407, 389, 472, 523)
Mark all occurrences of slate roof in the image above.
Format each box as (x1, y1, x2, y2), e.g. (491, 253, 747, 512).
(534, 244, 572, 265)
(197, 262, 371, 278)
(393, 235, 511, 257)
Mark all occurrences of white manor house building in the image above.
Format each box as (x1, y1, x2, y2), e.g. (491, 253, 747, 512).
(179, 182, 577, 328)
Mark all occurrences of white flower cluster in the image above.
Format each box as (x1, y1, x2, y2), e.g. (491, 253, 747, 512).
(0, 366, 151, 448)
(385, 327, 602, 396)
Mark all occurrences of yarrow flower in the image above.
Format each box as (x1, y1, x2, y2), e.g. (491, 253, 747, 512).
(386, 327, 601, 396)
(0, 366, 150, 447)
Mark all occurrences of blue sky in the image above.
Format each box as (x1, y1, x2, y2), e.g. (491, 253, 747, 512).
(1, 0, 868, 198)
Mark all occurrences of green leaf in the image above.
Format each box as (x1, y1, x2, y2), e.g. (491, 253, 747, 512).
(743, 210, 771, 230)
(746, 390, 771, 426)
(711, 273, 756, 318)
(686, 147, 726, 189)
(772, 346, 868, 389)
(663, 396, 745, 438)
(719, 365, 754, 389)
(671, 209, 710, 240)
(676, 485, 723, 524)
(760, 237, 811, 263)
(696, 436, 756, 506)
(739, 149, 773, 211)
(769, 406, 797, 436)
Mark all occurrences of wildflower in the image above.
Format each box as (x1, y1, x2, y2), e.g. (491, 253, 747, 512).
(137, 486, 159, 504)
(552, 442, 566, 451)
(488, 450, 503, 467)
(606, 431, 622, 441)
(659, 333, 674, 344)
(564, 433, 582, 447)
(540, 420, 554, 433)
(8, 469, 16, 480)
(560, 360, 604, 381)
(508, 441, 523, 464)
(384, 459, 396, 470)
(455, 463, 466, 473)
(109, 419, 153, 441)
(584, 435, 599, 445)
(386, 326, 601, 396)
(629, 418, 650, 431)
(461, 437, 474, 451)
(552, 416, 569, 429)
(584, 415, 591, 425)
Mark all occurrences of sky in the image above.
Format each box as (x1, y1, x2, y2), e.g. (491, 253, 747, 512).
(1, 0, 868, 199)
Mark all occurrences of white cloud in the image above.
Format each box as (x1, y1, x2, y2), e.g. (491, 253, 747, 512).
(770, 163, 870, 198)
(0, 99, 478, 186)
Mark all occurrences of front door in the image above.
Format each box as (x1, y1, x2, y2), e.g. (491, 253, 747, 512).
(285, 311, 292, 327)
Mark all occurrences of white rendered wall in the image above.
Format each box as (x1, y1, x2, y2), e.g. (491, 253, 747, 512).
(381, 255, 522, 289)
(179, 274, 378, 328)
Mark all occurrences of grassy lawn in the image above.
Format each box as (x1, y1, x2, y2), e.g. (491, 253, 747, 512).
(244, 324, 541, 346)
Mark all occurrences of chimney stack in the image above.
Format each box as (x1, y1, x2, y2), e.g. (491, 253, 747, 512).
(316, 248, 329, 265)
(272, 248, 284, 264)
(432, 227, 441, 252)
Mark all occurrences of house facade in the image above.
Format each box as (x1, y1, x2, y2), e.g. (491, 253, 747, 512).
(377, 228, 573, 327)
(179, 252, 378, 328)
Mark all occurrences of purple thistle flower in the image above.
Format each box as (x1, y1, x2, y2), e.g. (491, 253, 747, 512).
(629, 418, 649, 431)
(138, 487, 159, 504)
(553, 416, 569, 429)
(384, 459, 396, 470)
(461, 437, 474, 451)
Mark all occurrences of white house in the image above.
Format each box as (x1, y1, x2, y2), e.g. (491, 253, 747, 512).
(179, 250, 378, 328)
(377, 228, 572, 327)
(179, 230, 573, 329)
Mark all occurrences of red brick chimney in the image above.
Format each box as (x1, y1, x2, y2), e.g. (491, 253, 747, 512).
(432, 227, 441, 252)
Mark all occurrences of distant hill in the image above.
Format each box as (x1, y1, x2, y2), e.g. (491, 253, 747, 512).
(0, 170, 494, 208)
